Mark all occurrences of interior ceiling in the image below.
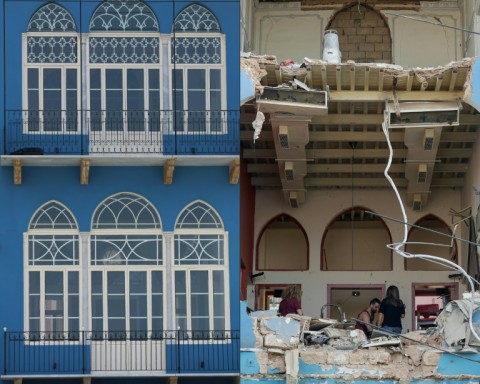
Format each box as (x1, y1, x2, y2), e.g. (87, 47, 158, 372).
(256, 0, 441, 11)
(240, 59, 480, 209)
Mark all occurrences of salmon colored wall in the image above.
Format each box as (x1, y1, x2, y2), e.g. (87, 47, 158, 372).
(240, 155, 255, 300)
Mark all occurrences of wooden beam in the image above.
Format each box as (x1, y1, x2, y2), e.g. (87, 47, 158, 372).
(13, 159, 21, 185)
(321, 65, 327, 90)
(307, 163, 405, 173)
(306, 66, 313, 88)
(80, 158, 90, 185)
(308, 131, 404, 142)
(378, 69, 384, 92)
(406, 70, 414, 91)
(328, 90, 464, 102)
(336, 66, 342, 91)
(305, 177, 407, 188)
(229, 158, 240, 184)
(163, 158, 175, 184)
(83, 378, 91, 384)
(350, 65, 355, 91)
(167, 378, 179, 384)
(13, 379, 22, 384)
(449, 69, 458, 91)
(435, 75, 444, 92)
(364, 67, 370, 91)
(275, 64, 282, 85)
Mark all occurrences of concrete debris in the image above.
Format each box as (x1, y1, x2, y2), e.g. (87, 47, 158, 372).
(435, 298, 480, 348)
(245, 308, 472, 382)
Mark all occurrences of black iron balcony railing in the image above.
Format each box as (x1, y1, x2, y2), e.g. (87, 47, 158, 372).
(3, 330, 240, 376)
(4, 110, 240, 155)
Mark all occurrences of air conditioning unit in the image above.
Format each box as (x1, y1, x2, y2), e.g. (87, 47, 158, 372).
(279, 126, 289, 148)
(289, 192, 299, 208)
(413, 194, 422, 211)
(385, 101, 459, 128)
(258, 87, 328, 116)
(284, 161, 294, 181)
(418, 164, 427, 183)
(423, 128, 434, 150)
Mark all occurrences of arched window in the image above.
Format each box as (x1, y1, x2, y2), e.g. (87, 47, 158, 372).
(171, 4, 224, 133)
(256, 214, 308, 271)
(26, 201, 80, 339)
(27, 2, 76, 32)
(24, 2, 79, 134)
(87, 0, 162, 151)
(89, 0, 159, 32)
(90, 193, 163, 338)
(326, 4, 392, 63)
(173, 200, 228, 336)
(405, 215, 457, 271)
(321, 207, 392, 271)
(173, 3, 220, 33)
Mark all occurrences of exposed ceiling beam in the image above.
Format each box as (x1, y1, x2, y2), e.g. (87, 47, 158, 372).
(246, 162, 468, 174)
(328, 91, 464, 102)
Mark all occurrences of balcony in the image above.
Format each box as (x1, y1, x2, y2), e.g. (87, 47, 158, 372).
(4, 110, 240, 156)
(3, 330, 240, 377)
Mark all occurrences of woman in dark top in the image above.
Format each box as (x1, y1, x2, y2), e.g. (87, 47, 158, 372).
(278, 285, 303, 316)
(377, 285, 405, 334)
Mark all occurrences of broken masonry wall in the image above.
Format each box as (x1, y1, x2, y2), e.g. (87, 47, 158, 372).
(240, 309, 480, 382)
(249, 3, 462, 68)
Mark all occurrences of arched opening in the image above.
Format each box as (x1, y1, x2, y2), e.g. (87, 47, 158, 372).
(405, 215, 457, 271)
(256, 214, 308, 271)
(321, 206, 392, 271)
(326, 4, 392, 63)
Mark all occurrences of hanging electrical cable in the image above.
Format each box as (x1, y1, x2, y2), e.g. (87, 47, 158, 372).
(381, 121, 480, 343)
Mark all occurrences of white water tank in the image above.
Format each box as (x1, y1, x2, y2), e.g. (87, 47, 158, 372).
(322, 30, 341, 63)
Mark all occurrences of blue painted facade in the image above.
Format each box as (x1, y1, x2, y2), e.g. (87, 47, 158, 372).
(0, 0, 240, 382)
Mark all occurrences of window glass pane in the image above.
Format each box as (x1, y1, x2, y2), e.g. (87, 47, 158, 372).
(191, 270, 209, 331)
(29, 271, 40, 294)
(45, 271, 64, 333)
(28, 68, 39, 89)
(127, 69, 144, 131)
(107, 271, 125, 325)
(152, 271, 163, 323)
(106, 69, 123, 132)
(92, 271, 103, 293)
(175, 271, 187, 328)
(187, 69, 205, 111)
(68, 271, 79, 293)
(43, 68, 61, 89)
(66, 69, 78, 131)
(90, 69, 102, 131)
(66, 69, 77, 89)
(129, 271, 146, 294)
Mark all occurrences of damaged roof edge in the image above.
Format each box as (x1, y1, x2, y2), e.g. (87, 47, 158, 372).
(241, 52, 479, 111)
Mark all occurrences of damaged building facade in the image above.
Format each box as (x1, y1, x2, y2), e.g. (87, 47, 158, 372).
(240, 0, 480, 382)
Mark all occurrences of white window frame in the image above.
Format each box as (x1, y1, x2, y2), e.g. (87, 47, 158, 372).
(86, 32, 163, 134)
(22, 32, 81, 134)
(172, 201, 230, 339)
(170, 32, 227, 134)
(88, 192, 165, 336)
(24, 202, 81, 342)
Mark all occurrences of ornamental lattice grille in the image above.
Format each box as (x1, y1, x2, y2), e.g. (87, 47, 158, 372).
(173, 4, 220, 32)
(27, 3, 76, 32)
(27, 36, 77, 63)
(89, 0, 159, 32)
(89, 36, 159, 64)
(171, 37, 220, 64)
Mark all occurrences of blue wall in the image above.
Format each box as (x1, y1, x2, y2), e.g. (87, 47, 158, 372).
(0, 165, 240, 331)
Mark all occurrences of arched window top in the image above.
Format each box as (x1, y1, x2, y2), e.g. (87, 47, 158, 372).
(92, 192, 161, 230)
(27, 2, 76, 32)
(175, 201, 223, 229)
(89, 0, 159, 32)
(29, 201, 78, 230)
(173, 4, 220, 33)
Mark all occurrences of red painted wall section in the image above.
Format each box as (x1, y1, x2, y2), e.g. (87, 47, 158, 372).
(240, 155, 255, 300)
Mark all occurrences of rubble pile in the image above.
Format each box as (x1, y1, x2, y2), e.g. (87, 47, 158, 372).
(247, 311, 466, 382)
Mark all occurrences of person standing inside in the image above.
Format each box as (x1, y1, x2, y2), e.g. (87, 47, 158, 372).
(278, 285, 303, 316)
(377, 285, 405, 334)
(355, 298, 381, 338)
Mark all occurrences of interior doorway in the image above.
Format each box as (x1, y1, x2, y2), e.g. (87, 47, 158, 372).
(327, 284, 385, 322)
(411, 282, 458, 330)
(255, 284, 302, 311)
